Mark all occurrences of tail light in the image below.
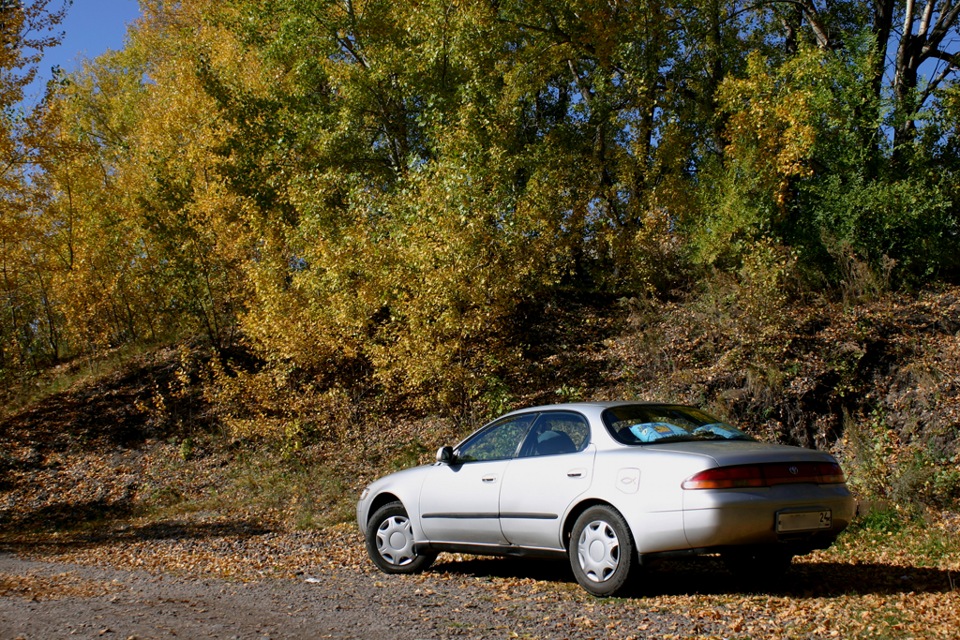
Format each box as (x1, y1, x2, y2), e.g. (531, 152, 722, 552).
(682, 462, 846, 490)
(815, 462, 846, 484)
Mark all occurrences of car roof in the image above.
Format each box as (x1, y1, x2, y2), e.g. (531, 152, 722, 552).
(491, 402, 690, 449)
(500, 401, 673, 416)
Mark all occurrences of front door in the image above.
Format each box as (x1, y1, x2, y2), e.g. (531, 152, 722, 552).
(418, 413, 536, 545)
(419, 460, 510, 544)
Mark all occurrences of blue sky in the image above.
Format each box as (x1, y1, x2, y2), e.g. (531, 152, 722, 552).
(25, 0, 141, 103)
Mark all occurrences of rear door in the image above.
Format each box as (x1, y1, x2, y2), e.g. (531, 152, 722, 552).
(499, 411, 594, 550)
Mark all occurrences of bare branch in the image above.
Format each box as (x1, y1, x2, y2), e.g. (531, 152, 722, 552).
(794, 0, 831, 48)
(895, 0, 918, 93)
(930, 0, 960, 43)
(919, 53, 959, 104)
(920, 0, 936, 38)
(926, 47, 960, 67)
(726, 0, 833, 47)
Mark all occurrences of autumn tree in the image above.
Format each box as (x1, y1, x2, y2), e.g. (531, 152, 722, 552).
(9, 0, 960, 415)
(0, 0, 66, 377)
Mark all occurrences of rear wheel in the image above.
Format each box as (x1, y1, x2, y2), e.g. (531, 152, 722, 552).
(365, 501, 437, 574)
(569, 505, 635, 596)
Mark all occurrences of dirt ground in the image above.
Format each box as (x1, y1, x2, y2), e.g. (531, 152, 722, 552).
(2, 520, 959, 640)
(3, 549, 541, 640)
(0, 538, 704, 640)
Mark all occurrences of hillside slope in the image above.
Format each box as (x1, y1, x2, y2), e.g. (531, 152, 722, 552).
(1, 287, 958, 533)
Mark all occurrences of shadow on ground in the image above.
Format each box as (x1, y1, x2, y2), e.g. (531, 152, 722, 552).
(0, 514, 271, 555)
(431, 554, 958, 598)
(0, 348, 210, 456)
(0, 498, 138, 534)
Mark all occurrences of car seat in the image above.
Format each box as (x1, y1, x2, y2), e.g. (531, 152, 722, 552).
(535, 430, 577, 455)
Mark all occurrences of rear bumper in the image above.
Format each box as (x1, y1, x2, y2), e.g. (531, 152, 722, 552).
(682, 484, 856, 549)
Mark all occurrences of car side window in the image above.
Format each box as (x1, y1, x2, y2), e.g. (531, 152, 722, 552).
(521, 411, 590, 457)
(456, 414, 536, 463)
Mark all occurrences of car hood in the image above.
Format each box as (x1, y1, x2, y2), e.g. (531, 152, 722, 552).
(363, 463, 434, 493)
(645, 440, 836, 467)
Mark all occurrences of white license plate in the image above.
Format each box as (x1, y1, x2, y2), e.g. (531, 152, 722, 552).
(777, 510, 832, 533)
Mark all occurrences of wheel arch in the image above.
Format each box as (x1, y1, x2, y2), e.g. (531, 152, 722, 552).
(563, 499, 635, 551)
(366, 492, 403, 525)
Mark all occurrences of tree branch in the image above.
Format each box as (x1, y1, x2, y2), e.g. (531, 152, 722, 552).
(918, 0, 936, 39)
(895, 0, 918, 94)
(919, 56, 957, 105)
(929, 0, 960, 43)
(733, 0, 832, 48)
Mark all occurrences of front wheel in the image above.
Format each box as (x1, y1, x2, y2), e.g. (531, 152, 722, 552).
(365, 501, 437, 574)
(569, 505, 635, 596)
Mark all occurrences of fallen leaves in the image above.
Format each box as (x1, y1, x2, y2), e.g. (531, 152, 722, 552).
(5, 516, 957, 639)
(0, 571, 119, 601)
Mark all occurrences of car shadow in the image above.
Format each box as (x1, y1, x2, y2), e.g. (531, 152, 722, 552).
(431, 554, 958, 598)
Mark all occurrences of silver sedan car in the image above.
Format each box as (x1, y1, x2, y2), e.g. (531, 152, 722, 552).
(357, 402, 855, 596)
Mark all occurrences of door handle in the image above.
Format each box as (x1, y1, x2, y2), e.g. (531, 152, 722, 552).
(567, 469, 586, 478)
(482, 475, 497, 483)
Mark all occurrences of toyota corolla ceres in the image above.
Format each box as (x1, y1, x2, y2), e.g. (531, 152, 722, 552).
(357, 402, 855, 596)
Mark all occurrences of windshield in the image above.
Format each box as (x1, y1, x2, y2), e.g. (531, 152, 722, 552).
(602, 405, 754, 445)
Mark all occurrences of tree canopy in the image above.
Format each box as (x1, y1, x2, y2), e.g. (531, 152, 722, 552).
(2, 0, 959, 414)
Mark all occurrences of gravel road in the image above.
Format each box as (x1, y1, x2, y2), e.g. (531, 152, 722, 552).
(4, 550, 522, 640)
(0, 546, 699, 640)
(0, 517, 723, 640)
(2, 523, 957, 640)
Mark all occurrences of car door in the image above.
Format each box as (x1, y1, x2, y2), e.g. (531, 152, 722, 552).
(418, 413, 536, 545)
(499, 411, 594, 550)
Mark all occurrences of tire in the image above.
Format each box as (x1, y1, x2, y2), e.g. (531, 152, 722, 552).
(569, 505, 635, 596)
(364, 501, 437, 574)
(722, 548, 793, 583)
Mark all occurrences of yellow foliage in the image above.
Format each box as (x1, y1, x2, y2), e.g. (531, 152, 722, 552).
(719, 49, 826, 210)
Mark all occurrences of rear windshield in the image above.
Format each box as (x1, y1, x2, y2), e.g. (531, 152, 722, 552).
(602, 405, 754, 445)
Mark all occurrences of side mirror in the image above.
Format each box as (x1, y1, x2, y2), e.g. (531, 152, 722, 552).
(436, 446, 455, 465)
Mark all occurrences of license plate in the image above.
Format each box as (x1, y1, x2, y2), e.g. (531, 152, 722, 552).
(777, 510, 832, 533)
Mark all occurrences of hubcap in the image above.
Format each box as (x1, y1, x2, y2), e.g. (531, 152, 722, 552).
(577, 520, 620, 583)
(376, 515, 416, 566)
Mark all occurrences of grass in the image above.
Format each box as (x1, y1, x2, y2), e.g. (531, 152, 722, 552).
(137, 439, 359, 530)
(0, 341, 172, 421)
(818, 506, 960, 571)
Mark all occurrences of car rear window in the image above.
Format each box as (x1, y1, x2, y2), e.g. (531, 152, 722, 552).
(602, 405, 753, 445)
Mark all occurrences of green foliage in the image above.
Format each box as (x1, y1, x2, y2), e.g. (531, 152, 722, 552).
(693, 32, 960, 291)
(2, 0, 959, 427)
(811, 175, 955, 284)
(843, 407, 960, 511)
(852, 505, 909, 535)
